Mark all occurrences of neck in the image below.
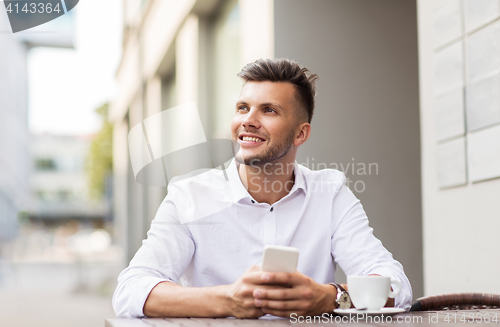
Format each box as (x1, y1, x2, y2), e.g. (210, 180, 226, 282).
(237, 160, 296, 205)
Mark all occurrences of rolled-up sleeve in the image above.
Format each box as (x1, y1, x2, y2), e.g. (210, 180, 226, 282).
(112, 195, 195, 318)
(331, 184, 412, 310)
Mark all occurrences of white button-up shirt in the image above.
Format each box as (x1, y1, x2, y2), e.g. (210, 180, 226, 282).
(113, 160, 412, 317)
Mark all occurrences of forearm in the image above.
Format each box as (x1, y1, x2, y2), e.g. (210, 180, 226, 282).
(143, 281, 231, 317)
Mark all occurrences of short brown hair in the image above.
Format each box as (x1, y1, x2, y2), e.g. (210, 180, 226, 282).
(237, 58, 318, 123)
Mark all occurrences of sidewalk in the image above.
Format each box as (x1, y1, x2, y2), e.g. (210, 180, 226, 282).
(0, 260, 119, 327)
(0, 289, 115, 327)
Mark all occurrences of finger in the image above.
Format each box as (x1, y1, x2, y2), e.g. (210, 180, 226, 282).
(241, 275, 288, 293)
(243, 284, 287, 297)
(259, 271, 306, 286)
(240, 284, 287, 297)
(254, 299, 311, 311)
(256, 284, 288, 290)
(242, 270, 289, 285)
(241, 270, 266, 284)
(253, 287, 304, 300)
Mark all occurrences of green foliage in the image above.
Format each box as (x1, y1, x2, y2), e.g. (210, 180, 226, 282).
(86, 103, 113, 200)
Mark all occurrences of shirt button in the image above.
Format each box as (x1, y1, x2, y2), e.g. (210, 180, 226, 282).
(270, 207, 274, 212)
(251, 200, 255, 203)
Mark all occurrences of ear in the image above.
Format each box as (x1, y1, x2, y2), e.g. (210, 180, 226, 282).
(293, 122, 311, 146)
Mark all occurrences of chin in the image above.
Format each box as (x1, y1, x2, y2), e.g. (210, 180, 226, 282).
(234, 152, 259, 166)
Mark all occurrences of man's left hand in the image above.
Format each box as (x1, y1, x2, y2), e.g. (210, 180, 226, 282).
(250, 270, 336, 317)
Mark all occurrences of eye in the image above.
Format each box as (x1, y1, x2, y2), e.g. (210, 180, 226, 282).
(264, 107, 276, 113)
(237, 105, 248, 112)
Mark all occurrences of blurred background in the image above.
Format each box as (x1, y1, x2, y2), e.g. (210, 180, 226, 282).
(0, 0, 499, 326)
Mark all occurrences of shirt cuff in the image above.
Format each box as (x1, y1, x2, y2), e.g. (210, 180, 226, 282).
(361, 269, 412, 311)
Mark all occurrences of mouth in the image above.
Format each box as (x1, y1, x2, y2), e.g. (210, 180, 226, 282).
(239, 134, 266, 143)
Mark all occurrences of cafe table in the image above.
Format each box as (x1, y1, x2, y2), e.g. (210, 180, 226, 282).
(106, 308, 500, 326)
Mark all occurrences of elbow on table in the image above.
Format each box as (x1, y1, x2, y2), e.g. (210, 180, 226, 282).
(112, 283, 142, 318)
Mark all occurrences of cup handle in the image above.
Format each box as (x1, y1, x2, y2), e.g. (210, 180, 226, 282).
(388, 278, 402, 298)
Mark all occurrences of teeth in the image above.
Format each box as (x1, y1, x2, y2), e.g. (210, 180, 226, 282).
(242, 136, 264, 142)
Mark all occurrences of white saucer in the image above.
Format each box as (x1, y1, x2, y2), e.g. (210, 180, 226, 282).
(334, 307, 406, 316)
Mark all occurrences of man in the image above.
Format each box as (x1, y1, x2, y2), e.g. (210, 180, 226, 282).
(113, 58, 412, 318)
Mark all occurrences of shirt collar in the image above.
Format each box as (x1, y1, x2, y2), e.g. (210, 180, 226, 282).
(226, 159, 307, 204)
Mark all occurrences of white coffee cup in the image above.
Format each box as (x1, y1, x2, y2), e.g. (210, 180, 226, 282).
(347, 275, 402, 310)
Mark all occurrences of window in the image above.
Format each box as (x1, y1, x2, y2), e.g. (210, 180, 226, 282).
(35, 158, 57, 171)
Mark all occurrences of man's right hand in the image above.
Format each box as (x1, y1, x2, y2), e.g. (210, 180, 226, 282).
(224, 265, 285, 318)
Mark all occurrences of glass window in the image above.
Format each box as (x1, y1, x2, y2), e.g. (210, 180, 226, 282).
(35, 158, 57, 171)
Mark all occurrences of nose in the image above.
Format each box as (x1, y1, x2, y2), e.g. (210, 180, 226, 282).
(242, 107, 261, 129)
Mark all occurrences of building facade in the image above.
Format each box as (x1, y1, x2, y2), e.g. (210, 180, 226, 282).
(28, 134, 110, 223)
(0, 9, 31, 242)
(0, 7, 75, 241)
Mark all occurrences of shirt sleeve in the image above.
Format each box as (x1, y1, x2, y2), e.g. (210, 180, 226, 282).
(112, 193, 196, 318)
(330, 184, 413, 310)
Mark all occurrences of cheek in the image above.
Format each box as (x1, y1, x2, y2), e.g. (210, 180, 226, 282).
(230, 118, 240, 135)
(231, 119, 239, 135)
(265, 123, 282, 138)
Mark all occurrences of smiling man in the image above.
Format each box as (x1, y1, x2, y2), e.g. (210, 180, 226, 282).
(113, 58, 412, 318)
